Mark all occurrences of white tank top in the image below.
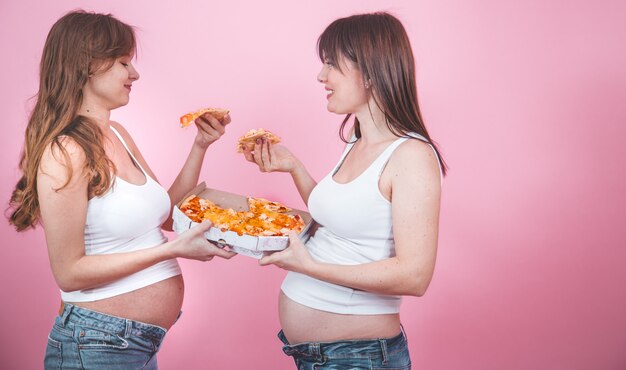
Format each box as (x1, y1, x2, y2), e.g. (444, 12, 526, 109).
(281, 133, 438, 314)
(61, 126, 181, 302)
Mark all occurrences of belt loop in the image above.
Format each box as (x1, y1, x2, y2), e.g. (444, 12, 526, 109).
(310, 342, 321, 356)
(400, 324, 407, 339)
(60, 302, 73, 326)
(124, 319, 133, 338)
(379, 338, 389, 365)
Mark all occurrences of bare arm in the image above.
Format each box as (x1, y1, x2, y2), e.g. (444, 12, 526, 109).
(260, 140, 441, 296)
(167, 113, 230, 214)
(38, 138, 234, 292)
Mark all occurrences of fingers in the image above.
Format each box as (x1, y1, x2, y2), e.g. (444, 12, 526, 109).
(200, 242, 237, 260)
(196, 115, 225, 136)
(259, 253, 276, 266)
(195, 113, 227, 141)
(193, 220, 213, 234)
(242, 147, 255, 162)
(212, 246, 237, 259)
(287, 230, 300, 244)
(252, 139, 274, 171)
(261, 139, 272, 168)
(201, 240, 237, 261)
(253, 139, 266, 170)
(241, 138, 280, 173)
(258, 248, 288, 267)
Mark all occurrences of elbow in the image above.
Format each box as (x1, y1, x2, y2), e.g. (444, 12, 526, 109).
(57, 278, 79, 293)
(405, 284, 428, 297)
(404, 276, 432, 297)
(55, 273, 86, 293)
(412, 285, 429, 297)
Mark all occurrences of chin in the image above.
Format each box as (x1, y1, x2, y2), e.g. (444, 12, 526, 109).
(115, 98, 130, 109)
(326, 104, 341, 114)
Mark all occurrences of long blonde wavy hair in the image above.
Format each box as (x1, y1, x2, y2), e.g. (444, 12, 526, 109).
(9, 10, 136, 231)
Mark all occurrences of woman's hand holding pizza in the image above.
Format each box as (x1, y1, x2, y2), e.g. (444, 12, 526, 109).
(259, 231, 317, 273)
(243, 140, 300, 174)
(193, 111, 231, 150)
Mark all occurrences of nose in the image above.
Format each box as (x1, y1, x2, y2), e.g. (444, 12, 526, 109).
(129, 63, 140, 81)
(317, 66, 327, 83)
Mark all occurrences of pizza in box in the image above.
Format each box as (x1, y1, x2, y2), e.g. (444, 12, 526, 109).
(179, 194, 305, 237)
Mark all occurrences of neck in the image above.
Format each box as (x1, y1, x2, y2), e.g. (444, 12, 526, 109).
(354, 100, 396, 144)
(78, 102, 111, 129)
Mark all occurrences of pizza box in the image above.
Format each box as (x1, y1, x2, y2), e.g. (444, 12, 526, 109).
(172, 182, 313, 259)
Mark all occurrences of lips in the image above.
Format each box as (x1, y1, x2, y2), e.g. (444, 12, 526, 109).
(325, 87, 334, 99)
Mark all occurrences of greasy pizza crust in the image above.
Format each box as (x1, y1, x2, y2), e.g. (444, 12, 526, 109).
(236, 128, 281, 152)
(180, 108, 230, 128)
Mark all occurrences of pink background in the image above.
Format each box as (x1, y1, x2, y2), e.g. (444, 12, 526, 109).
(1, 0, 625, 369)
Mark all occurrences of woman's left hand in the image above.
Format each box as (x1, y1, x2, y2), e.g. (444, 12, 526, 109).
(259, 231, 316, 273)
(193, 112, 231, 149)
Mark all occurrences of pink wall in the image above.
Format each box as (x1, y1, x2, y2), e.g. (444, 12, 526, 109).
(1, 1, 625, 369)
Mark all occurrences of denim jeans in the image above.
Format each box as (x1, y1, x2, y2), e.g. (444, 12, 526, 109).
(44, 303, 174, 369)
(278, 329, 412, 370)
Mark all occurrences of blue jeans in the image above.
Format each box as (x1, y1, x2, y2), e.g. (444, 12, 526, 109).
(278, 329, 412, 370)
(44, 303, 174, 369)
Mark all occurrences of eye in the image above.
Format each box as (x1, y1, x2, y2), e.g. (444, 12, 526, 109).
(120, 62, 129, 67)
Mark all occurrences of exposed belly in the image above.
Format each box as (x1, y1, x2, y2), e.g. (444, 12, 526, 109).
(69, 275, 184, 329)
(279, 291, 401, 344)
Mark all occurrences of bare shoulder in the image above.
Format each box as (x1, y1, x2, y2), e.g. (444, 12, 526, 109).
(40, 137, 87, 171)
(388, 139, 441, 183)
(109, 120, 131, 139)
(39, 136, 89, 187)
(109, 121, 139, 149)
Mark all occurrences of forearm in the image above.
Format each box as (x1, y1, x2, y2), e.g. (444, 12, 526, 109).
(290, 160, 317, 205)
(162, 145, 207, 230)
(168, 144, 207, 204)
(55, 242, 176, 292)
(305, 257, 432, 297)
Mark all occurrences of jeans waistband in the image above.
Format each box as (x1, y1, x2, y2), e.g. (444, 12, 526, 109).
(278, 328, 407, 361)
(59, 302, 167, 341)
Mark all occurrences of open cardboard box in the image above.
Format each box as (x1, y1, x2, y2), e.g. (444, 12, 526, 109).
(172, 182, 313, 259)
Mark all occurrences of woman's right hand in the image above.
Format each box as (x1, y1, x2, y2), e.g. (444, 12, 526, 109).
(170, 220, 236, 262)
(242, 139, 300, 173)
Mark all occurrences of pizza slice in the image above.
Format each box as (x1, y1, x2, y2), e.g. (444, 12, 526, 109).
(255, 210, 305, 236)
(179, 195, 218, 222)
(236, 128, 281, 153)
(247, 197, 291, 213)
(180, 107, 230, 128)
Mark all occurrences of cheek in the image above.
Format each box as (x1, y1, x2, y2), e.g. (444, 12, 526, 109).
(346, 84, 368, 106)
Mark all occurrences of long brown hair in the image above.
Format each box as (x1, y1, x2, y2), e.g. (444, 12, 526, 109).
(318, 12, 447, 175)
(9, 10, 136, 231)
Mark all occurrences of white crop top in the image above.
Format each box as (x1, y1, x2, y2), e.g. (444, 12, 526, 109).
(61, 126, 181, 302)
(281, 133, 439, 314)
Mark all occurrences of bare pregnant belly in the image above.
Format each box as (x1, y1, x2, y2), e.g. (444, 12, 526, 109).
(69, 275, 184, 330)
(279, 291, 401, 344)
